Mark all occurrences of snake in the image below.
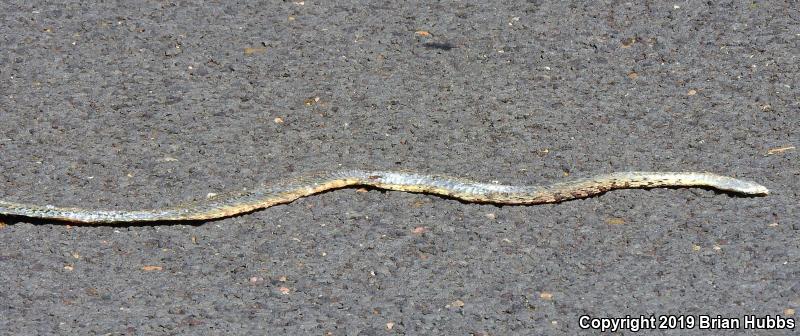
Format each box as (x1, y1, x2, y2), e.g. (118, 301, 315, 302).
(0, 170, 768, 224)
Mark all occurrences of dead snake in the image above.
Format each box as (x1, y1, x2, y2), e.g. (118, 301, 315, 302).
(0, 170, 768, 223)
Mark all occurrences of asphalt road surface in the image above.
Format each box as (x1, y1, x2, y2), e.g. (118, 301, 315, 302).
(1, 1, 797, 335)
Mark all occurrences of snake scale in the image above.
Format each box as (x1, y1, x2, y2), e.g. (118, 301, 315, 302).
(0, 170, 768, 223)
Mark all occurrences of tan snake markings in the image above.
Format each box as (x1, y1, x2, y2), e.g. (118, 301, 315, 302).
(0, 170, 768, 223)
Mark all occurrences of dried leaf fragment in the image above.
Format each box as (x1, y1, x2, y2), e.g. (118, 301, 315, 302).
(766, 146, 795, 155)
(244, 47, 267, 55)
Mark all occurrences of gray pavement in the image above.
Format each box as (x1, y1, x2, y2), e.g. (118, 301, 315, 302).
(0, 1, 797, 334)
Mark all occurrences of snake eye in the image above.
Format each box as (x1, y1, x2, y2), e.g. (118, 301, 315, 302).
(368, 175, 382, 180)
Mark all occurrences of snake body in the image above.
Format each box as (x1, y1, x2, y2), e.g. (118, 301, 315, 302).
(0, 171, 768, 223)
